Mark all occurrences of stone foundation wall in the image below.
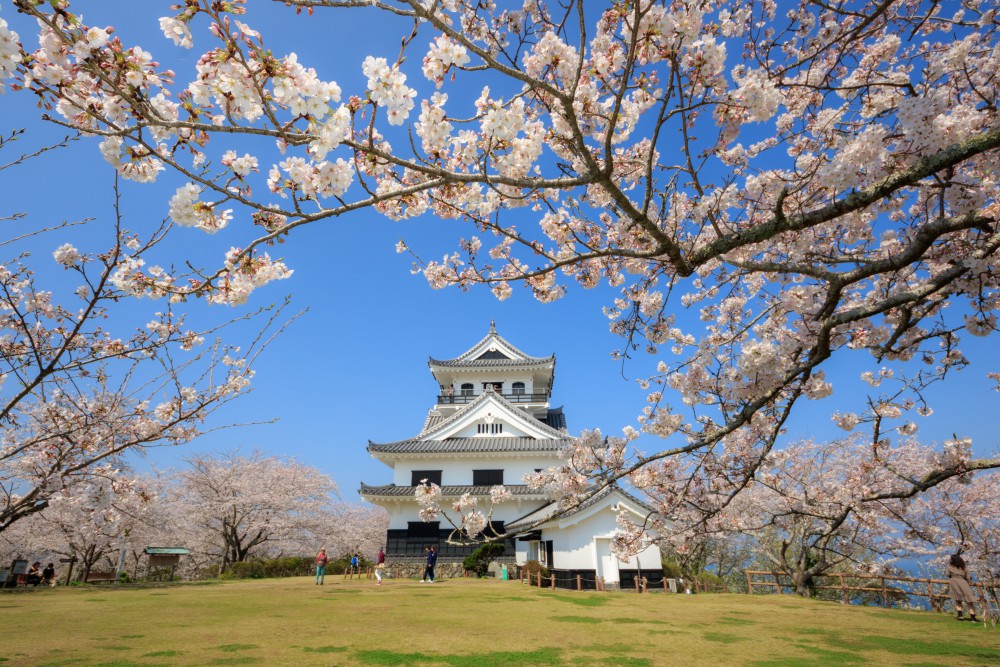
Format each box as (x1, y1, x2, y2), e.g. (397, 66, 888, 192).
(380, 561, 467, 580)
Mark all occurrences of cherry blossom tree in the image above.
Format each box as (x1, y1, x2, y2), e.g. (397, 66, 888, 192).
(2, 1, 999, 539)
(0, 134, 291, 535)
(1, 473, 153, 581)
(663, 436, 993, 595)
(892, 472, 999, 582)
(163, 450, 341, 572)
(319, 503, 389, 562)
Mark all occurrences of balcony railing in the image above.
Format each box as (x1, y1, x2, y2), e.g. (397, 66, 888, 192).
(437, 392, 548, 404)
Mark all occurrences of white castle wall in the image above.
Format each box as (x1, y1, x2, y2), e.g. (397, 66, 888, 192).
(390, 456, 562, 488)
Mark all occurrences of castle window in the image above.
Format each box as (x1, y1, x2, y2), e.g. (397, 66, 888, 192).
(408, 521, 439, 539)
(473, 469, 504, 486)
(460, 383, 474, 397)
(512, 382, 525, 395)
(411, 470, 442, 486)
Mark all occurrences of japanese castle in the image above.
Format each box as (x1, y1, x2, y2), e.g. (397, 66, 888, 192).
(360, 323, 662, 589)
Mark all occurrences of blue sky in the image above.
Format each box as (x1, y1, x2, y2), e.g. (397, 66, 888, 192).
(2, 1, 996, 502)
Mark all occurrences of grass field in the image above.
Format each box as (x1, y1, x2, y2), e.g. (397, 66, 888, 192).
(1, 576, 996, 666)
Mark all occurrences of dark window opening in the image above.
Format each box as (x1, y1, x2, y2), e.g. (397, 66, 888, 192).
(460, 383, 474, 397)
(407, 521, 440, 539)
(473, 469, 504, 486)
(411, 470, 442, 486)
(512, 382, 526, 395)
(476, 422, 503, 434)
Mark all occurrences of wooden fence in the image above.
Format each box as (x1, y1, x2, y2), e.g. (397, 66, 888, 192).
(515, 567, 727, 594)
(745, 570, 999, 616)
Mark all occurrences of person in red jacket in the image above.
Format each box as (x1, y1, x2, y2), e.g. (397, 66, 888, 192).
(315, 548, 329, 585)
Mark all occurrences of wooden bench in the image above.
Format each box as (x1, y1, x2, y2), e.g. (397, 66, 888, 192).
(85, 571, 116, 583)
(14, 573, 43, 587)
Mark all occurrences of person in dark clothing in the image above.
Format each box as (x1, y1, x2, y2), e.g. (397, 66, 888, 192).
(26, 562, 42, 586)
(421, 546, 437, 583)
(41, 563, 55, 587)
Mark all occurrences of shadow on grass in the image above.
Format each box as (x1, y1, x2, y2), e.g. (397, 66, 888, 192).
(552, 615, 602, 624)
(716, 617, 757, 626)
(303, 646, 347, 653)
(216, 644, 259, 653)
(570, 657, 650, 666)
(750, 639, 867, 666)
(614, 617, 669, 625)
(855, 635, 1000, 661)
(38, 662, 170, 667)
(576, 643, 652, 665)
(550, 594, 608, 607)
(354, 647, 563, 666)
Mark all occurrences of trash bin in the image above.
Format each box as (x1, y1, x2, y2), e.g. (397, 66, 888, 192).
(501, 565, 508, 580)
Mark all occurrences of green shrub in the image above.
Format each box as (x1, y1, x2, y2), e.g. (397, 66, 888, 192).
(522, 560, 549, 584)
(661, 559, 684, 579)
(227, 556, 314, 579)
(463, 542, 505, 577)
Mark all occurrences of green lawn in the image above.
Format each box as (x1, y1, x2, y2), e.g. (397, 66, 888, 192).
(1, 576, 996, 666)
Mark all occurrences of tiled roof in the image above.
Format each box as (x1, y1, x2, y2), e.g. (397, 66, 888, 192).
(359, 483, 545, 498)
(421, 412, 446, 432)
(427, 355, 554, 368)
(541, 407, 567, 430)
(410, 390, 571, 443)
(368, 436, 570, 454)
(506, 485, 656, 533)
(429, 322, 554, 366)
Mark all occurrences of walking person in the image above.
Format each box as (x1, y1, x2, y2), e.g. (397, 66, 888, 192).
(315, 548, 329, 585)
(375, 547, 386, 586)
(421, 545, 437, 583)
(350, 553, 359, 578)
(947, 554, 978, 621)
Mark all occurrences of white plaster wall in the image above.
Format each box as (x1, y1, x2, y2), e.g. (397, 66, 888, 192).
(550, 508, 621, 570)
(445, 373, 536, 396)
(534, 503, 664, 573)
(391, 456, 562, 487)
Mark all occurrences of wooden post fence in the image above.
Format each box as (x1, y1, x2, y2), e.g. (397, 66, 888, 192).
(577, 575, 581, 591)
(550, 573, 555, 590)
(745, 570, 1000, 616)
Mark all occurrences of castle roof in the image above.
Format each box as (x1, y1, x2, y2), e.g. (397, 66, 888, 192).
(359, 483, 547, 500)
(505, 485, 656, 533)
(368, 436, 571, 456)
(428, 321, 554, 370)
